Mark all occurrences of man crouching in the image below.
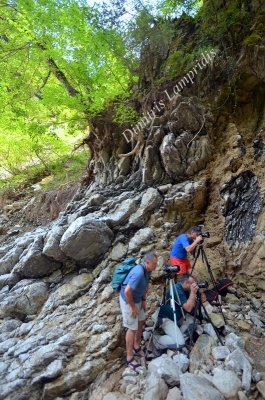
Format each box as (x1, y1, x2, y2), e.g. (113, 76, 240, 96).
(119, 251, 157, 370)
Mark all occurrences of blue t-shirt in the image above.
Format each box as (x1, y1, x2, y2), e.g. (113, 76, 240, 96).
(120, 264, 150, 304)
(158, 283, 189, 321)
(170, 233, 192, 259)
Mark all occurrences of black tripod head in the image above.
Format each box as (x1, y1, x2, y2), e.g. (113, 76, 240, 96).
(162, 265, 180, 279)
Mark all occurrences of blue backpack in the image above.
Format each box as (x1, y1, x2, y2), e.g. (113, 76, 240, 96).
(111, 257, 137, 292)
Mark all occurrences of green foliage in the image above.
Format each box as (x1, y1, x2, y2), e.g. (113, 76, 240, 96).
(0, 150, 88, 193)
(113, 104, 140, 125)
(163, 42, 217, 79)
(243, 32, 262, 45)
(164, 49, 194, 78)
(113, 94, 140, 125)
(197, 0, 250, 43)
(243, 12, 265, 45)
(0, 0, 136, 180)
(159, 0, 202, 18)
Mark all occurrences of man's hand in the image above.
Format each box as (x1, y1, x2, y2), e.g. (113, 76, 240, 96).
(190, 282, 199, 294)
(186, 235, 203, 253)
(130, 305, 138, 318)
(141, 299, 146, 312)
(195, 235, 203, 243)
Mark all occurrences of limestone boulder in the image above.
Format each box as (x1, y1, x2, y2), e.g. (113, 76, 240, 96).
(129, 188, 163, 228)
(148, 354, 180, 386)
(60, 217, 113, 267)
(0, 281, 48, 320)
(180, 372, 224, 400)
(211, 368, 241, 398)
(189, 334, 215, 373)
(0, 236, 34, 275)
(43, 225, 67, 262)
(13, 236, 61, 278)
(103, 198, 139, 228)
(128, 228, 154, 252)
(143, 371, 169, 400)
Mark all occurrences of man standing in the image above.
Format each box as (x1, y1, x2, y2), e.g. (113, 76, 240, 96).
(170, 226, 203, 275)
(120, 251, 157, 370)
(155, 274, 199, 349)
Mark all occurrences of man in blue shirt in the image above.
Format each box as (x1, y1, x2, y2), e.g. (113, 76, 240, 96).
(170, 226, 202, 275)
(120, 251, 157, 370)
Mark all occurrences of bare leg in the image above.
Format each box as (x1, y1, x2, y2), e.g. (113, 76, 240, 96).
(126, 328, 136, 361)
(134, 320, 144, 349)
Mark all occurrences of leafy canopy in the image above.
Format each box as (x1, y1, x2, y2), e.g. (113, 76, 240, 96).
(0, 0, 202, 181)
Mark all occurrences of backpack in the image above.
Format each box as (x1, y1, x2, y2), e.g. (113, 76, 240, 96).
(111, 257, 137, 292)
(204, 278, 235, 303)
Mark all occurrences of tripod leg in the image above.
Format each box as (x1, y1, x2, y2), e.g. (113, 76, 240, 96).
(191, 245, 201, 275)
(200, 300, 224, 345)
(199, 247, 227, 325)
(169, 279, 182, 350)
(190, 299, 200, 345)
(145, 283, 167, 356)
(145, 308, 159, 357)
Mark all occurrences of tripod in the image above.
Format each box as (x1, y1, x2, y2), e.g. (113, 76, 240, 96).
(191, 242, 226, 324)
(189, 291, 224, 345)
(146, 267, 184, 355)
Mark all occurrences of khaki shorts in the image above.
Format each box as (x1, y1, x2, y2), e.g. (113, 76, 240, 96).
(119, 295, 145, 330)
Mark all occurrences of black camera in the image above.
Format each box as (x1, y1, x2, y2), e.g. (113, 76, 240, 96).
(197, 224, 210, 238)
(197, 281, 209, 289)
(201, 232, 210, 238)
(162, 266, 180, 273)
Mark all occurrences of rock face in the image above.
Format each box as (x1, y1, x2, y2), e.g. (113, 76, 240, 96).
(220, 171, 262, 245)
(60, 217, 114, 267)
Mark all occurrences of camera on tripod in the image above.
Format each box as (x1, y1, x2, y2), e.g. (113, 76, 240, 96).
(197, 281, 208, 289)
(162, 266, 180, 273)
(197, 224, 210, 238)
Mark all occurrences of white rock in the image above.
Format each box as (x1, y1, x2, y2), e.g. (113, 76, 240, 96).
(103, 392, 130, 400)
(212, 346, 230, 360)
(225, 333, 243, 350)
(128, 228, 154, 251)
(211, 368, 241, 398)
(143, 371, 169, 400)
(180, 372, 224, 400)
(148, 354, 180, 386)
(166, 386, 183, 400)
(109, 243, 127, 261)
(173, 352, 189, 373)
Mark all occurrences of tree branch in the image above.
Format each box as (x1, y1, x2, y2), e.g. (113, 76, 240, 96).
(46, 57, 79, 97)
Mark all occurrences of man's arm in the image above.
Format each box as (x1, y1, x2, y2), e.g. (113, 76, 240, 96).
(124, 284, 138, 318)
(182, 283, 198, 312)
(185, 236, 203, 253)
(141, 283, 150, 311)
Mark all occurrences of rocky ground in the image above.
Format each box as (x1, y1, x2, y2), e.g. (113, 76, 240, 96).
(0, 180, 264, 400)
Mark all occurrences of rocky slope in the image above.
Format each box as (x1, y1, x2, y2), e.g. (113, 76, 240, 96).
(1, 0, 265, 398)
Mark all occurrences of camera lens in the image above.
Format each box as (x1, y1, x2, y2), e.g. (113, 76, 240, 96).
(197, 281, 209, 289)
